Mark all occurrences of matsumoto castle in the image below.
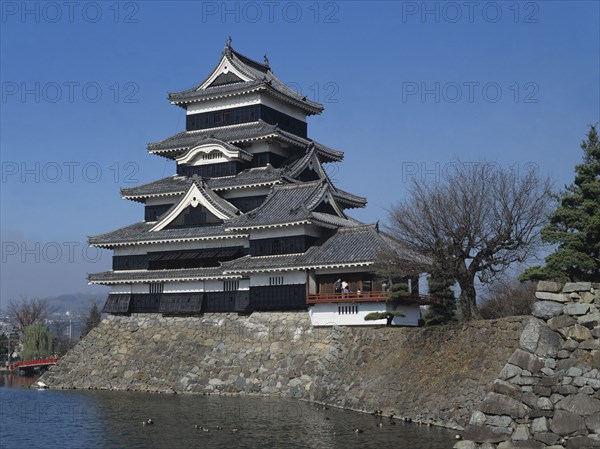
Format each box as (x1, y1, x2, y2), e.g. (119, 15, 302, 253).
(89, 40, 425, 326)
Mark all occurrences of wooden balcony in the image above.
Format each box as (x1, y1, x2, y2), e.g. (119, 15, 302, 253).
(307, 291, 434, 305)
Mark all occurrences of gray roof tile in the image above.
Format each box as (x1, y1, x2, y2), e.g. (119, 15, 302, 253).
(222, 225, 386, 272)
(306, 225, 385, 265)
(121, 176, 191, 200)
(121, 159, 365, 208)
(147, 120, 343, 162)
(121, 165, 284, 200)
(88, 266, 231, 283)
(309, 212, 361, 228)
(226, 181, 342, 229)
(89, 222, 245, 248)
(168, 46, 324, 115)
(332, 188, 367, 208)
(89, 225, 427, 280)
(283, 147, 366, 208)
(207, 164, 283, 190)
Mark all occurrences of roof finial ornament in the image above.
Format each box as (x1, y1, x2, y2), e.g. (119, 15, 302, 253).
(263, 54, 269, 66)
(226, 36, 232, 48)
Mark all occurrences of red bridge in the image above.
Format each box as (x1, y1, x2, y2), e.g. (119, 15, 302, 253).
(9, 358, 59, 372)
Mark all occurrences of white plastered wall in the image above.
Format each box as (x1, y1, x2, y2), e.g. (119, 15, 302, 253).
(250, 271, 306, 286)
(309, 303, 421, 327)
(185, 92, 307, 122)
(109, 284, 149, 294)
(250, 224, 322, 240)
(163, 281, 205, 293)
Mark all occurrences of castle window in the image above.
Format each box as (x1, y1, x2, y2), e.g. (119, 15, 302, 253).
(337, 305, 358, 315)
(224, 280, 239, 291)
(202, 151, 222, 160)
(149, 283, 164, 294)
(269, 276, 284, 286)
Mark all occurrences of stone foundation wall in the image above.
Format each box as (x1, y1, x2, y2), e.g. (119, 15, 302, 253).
(41, 312, 524, 429)
(457, 282, 600, 449)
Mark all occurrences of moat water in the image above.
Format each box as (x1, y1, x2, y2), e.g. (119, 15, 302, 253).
(1, 374, 455, 449)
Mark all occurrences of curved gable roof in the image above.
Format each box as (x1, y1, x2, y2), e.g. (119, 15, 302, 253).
(226, 180, 350, 230)
(150, 180, 239, 232)
(168, 44, 324, 115)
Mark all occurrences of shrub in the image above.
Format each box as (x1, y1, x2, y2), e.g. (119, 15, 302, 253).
(479, 280, 536, 319)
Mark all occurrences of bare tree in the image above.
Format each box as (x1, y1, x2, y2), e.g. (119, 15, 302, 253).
(479, 278, 537, 319)
(7, 297, 55, 334)
(386, 161, 553, 320)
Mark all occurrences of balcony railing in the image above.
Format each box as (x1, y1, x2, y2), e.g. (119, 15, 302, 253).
(307, 291, 434, 305)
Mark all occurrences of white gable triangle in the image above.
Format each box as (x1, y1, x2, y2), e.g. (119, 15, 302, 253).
(150, 183, 232, 232)
(199, 56, 253, 90)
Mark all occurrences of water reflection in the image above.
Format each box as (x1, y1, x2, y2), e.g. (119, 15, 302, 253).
(1, 379, 455, 449)
(0, 372, 39, 388)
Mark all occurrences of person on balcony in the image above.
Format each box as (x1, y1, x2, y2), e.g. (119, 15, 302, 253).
(342, 281, 350, 297)
(334, 279, 342, 295)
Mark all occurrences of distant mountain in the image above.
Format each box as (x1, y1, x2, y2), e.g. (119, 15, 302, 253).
(43, 292, 107, 316)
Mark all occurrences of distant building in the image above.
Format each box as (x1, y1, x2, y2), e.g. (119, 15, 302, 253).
(89, 41, 426, 326)
(0, 318, 12, 335)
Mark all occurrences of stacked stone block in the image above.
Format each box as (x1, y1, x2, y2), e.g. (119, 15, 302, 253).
(41, 312, 523, 429)
(456, 281, 600, 449)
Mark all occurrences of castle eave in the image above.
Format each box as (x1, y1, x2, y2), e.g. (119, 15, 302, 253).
(88, 268, 243, 285)
(89, 232, 248, 249)
(225, 220, 310, 232)
(223, 260, 374, 274)
(169, 85, 323, 115)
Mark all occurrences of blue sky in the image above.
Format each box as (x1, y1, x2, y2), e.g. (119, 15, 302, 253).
(1, 1, 599, 301)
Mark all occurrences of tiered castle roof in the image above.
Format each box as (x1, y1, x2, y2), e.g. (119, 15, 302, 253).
(89, 224, 391, 284)
(89, 40, 392, 295)
(147, 121, 344, 162)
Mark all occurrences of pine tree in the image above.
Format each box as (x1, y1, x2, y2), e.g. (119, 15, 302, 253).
(521, 125, 600, 282)
(21, 324, 53, 360)
(0, 333, 8, 361)
(386, 279, 411, 303)
(81, 303, 102, 338)
(423, 264, 456, 325)
(364, 311, 406, 327)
